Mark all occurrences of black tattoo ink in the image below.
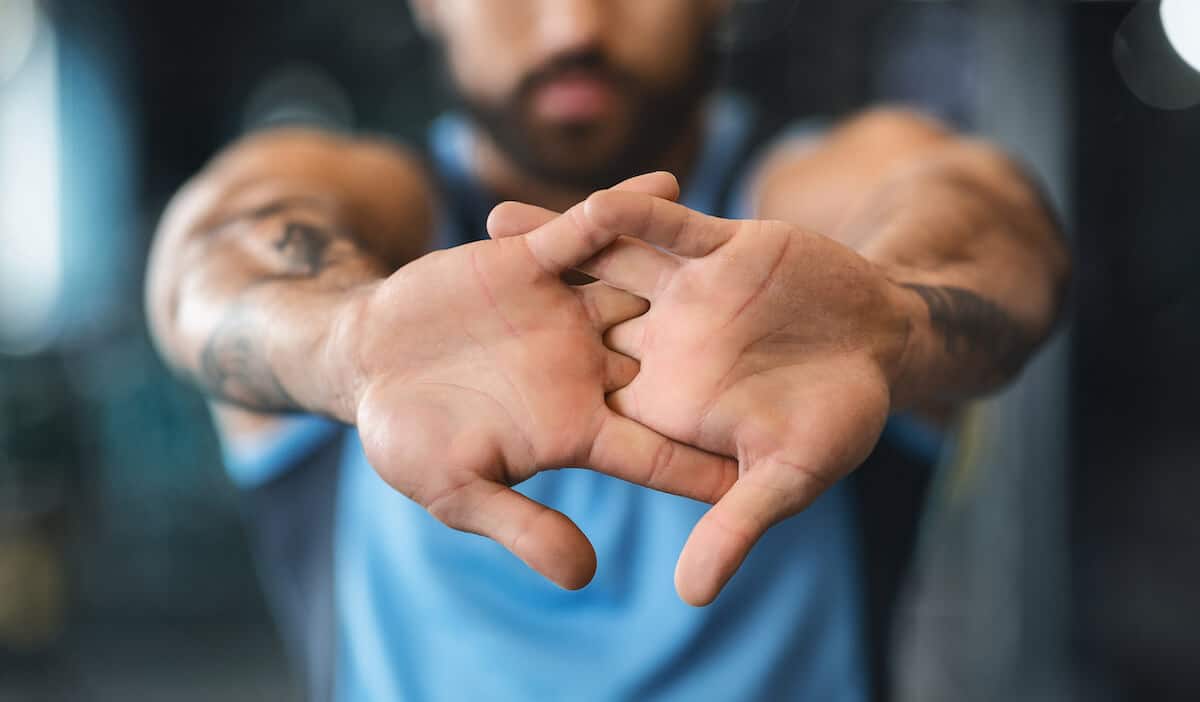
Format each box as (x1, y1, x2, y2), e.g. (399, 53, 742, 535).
(199, 298, 297, 411)
(274, 221, 332, 276)
(191, 202, 352, 408)
(901, 283, 1033, 378)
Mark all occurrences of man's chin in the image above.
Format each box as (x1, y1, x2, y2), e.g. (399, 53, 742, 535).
(522, 129, 642, 186)
(472, 98, 689, 190)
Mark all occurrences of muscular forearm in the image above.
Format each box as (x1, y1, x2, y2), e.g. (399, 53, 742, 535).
(146, 129, 433, 420)
(755, 109, 1068, 409)
(152, 189, 384, 420)
(845, 140, 1069, 407)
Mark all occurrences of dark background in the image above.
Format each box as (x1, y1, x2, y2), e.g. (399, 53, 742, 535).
(1, 1, 1197, 700)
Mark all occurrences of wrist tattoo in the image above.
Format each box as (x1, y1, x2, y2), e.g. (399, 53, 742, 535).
(901, 283, 1034, 378)
(199, 295, 297, 411)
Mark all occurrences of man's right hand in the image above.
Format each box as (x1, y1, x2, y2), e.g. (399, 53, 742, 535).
(335, 175, 737, 590)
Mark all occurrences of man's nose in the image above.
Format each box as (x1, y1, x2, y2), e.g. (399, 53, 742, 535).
(536, 0, 606, 58)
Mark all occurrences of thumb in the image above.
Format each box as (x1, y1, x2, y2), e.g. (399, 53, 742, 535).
(673, 458, 832, 606)
(428, 479, 598, 591)
(359, 381, 598, 590)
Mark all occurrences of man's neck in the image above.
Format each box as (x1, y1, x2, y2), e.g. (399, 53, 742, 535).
(470, 110, 706, 214)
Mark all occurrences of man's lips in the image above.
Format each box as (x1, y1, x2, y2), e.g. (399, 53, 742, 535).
(530, 73, 618, 122)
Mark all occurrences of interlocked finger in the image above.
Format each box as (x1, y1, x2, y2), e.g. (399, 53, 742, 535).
(586, 411, 738, 505)
(603, 316, 647, 360)
(584, 189, 740, 258)
(604, 351, 639, 392)
(576, 236, 679, 300)
(574, 281, 648, 332)
(487, 171, 681, 241)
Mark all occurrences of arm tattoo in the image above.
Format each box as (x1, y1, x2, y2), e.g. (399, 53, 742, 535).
(193, 211, 348, 409)
(901, 283, 1035, 378)
(274, 221, 332, 276)
(211, 198, 340, 277)
(199, 293, 298, 411)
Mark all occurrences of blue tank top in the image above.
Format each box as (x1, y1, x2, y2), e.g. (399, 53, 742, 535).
(226, 95, 880, 701)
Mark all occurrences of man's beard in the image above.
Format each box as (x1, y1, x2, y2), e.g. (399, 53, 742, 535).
(446, 41, 719, 192)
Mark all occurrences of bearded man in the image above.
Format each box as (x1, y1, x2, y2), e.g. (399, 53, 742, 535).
(146, 2, 1068, 699)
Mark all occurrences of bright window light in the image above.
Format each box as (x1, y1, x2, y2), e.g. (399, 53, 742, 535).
(0, 0, 37, 83)
(0, 4, 62, 355)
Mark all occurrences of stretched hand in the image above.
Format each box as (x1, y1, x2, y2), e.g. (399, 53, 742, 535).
(348, 174, 737, 591)
(488, 175, 916, 604)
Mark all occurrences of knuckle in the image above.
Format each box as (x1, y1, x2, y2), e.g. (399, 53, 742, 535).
(568, 205, 606, 251)
(709, 459, 737, 503)
(772, 455, 835, 495)
(705, 505, 758, 548)
(578, 287, 603, 325)
(670, 208, 694, 249)
(646, 436, 676, 488)
(422, 476, 473, 528)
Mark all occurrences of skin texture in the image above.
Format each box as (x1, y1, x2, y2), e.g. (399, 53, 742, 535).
(146, 2, 1068, 601)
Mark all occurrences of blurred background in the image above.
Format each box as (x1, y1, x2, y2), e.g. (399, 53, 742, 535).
(0, 0, 1198, 700)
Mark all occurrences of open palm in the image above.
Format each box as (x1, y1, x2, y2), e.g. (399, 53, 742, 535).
(489, 178, 914, 604)
(352, 177, 737, 592)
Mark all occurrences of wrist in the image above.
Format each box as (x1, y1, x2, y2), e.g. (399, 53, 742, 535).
(319, 280, 383, 424)
(878, 272, 936, 411)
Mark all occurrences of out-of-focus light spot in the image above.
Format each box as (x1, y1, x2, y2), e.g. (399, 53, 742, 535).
(1161, 0, 1200, 73)
(0, 7, 61, 356)
(0, 0, 37, 84)
(1114, 0, 1200, 110)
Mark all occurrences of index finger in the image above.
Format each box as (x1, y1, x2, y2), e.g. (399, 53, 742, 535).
(519, 202, 622, 274)
(583, 190, 740, 258)
(487, 171, 681, 240)
(587, 410, 738, 505)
